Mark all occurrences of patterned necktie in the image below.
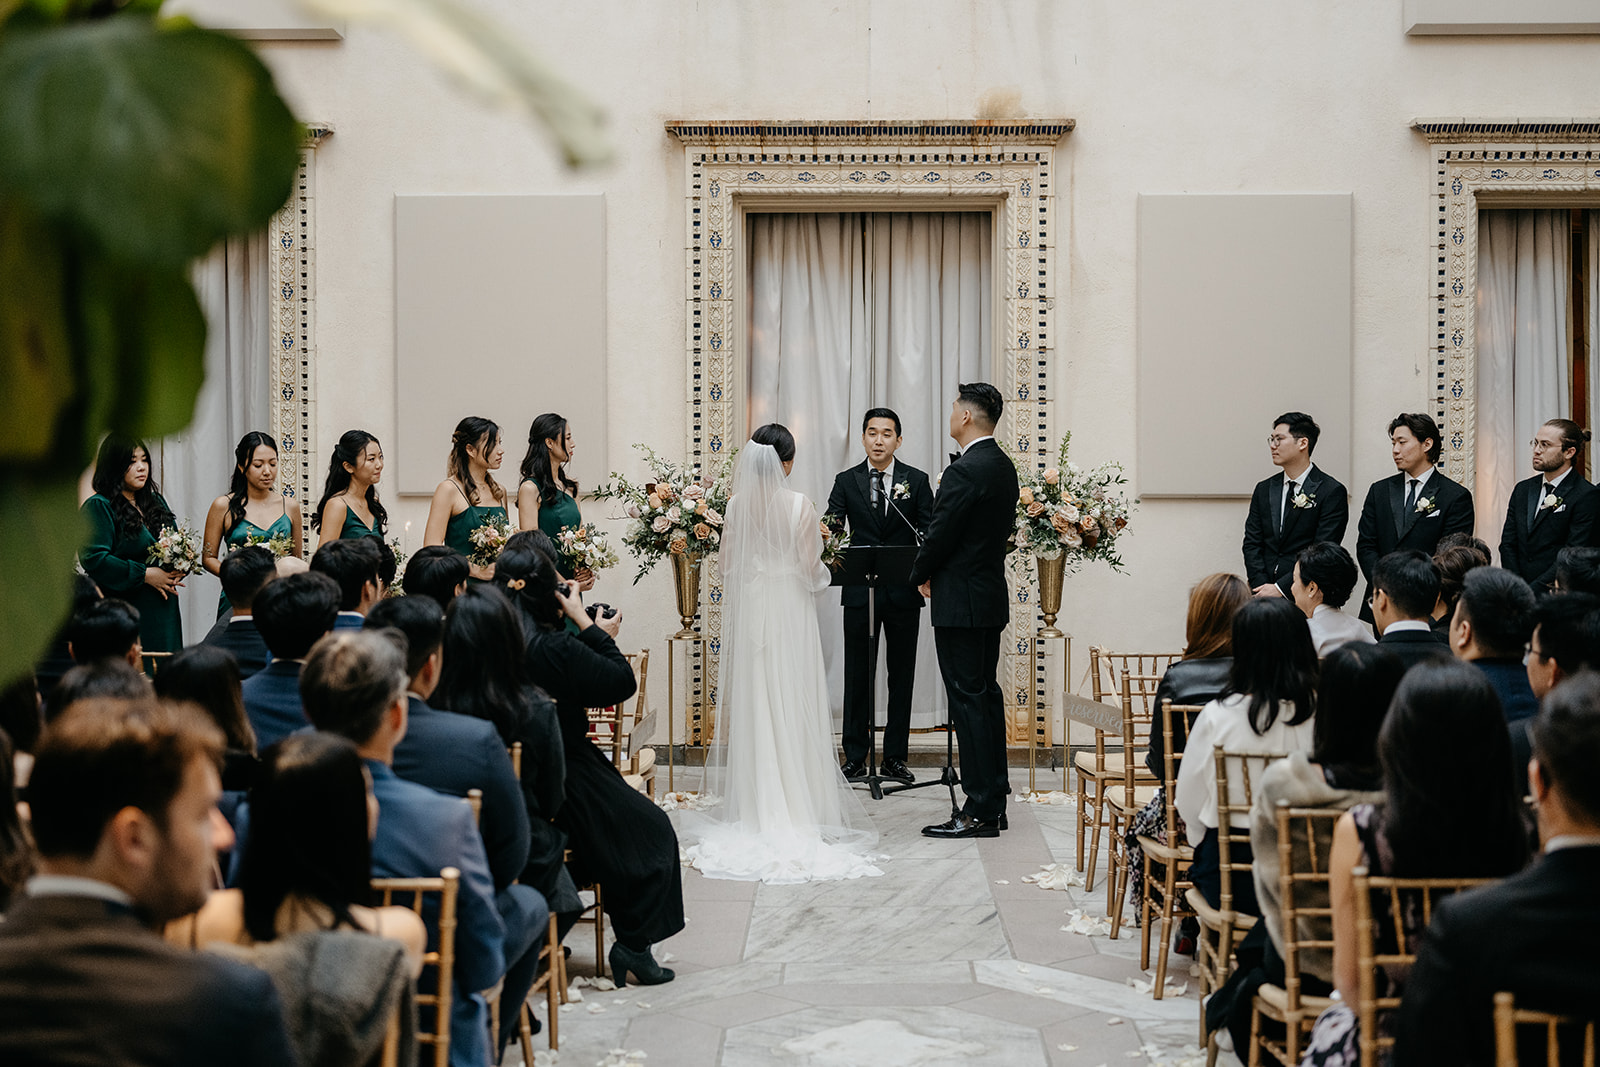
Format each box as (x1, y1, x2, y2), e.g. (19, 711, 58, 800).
(871, 470, 885, 517)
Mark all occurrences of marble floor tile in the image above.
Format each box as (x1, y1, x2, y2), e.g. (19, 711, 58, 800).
(1040, 1014, 1148, 1065)
(599, 959, 786, 1013)
(959, 989, 1099, 1028)
(782, 960, 976, 986)
(744, 904, 1010, 963)
(674, 989, 809, 1029)
(973, 959, 1195, 1022)
(621, 1014, 726, 1067)
(720, 1005, 1050, 1067)
(681, 868, 762, 901)
(754, 855, 993, 909)
(776, 980, 988, 1007)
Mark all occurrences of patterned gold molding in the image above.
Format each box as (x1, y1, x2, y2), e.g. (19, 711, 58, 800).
(268, 125, 332, 551)
(671, 119, 1072, 745)
(1411, 119, 1600, 487)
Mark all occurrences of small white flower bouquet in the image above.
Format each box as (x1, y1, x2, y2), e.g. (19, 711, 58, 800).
(820, 517, 852, 570)
(147, 522, 203, 575)
(243, 529, 295, 558)
(468, 517, 515, 568)
(557, 522, 620, 573)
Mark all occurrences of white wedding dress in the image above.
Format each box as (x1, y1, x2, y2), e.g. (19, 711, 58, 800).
(673, 442, 884, 884)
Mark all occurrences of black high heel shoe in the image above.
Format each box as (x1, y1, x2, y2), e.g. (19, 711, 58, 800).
(609, 942, 676, 987)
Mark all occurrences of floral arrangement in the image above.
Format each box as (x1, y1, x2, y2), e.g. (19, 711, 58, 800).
(594, 445, 735, 583)
(820, 517, 852, 570)
(147, 522, 203, 575)
(467, 517, 515, 569)
(385, 538, 408, 597)
(1010, 433, 1134, 575)
(243, 529, 295, 559)
(557, 522, 620, 574)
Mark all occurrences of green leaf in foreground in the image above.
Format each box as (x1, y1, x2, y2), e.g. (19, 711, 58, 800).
(0, 198, 74, 462)
(0, 475, 83, 689)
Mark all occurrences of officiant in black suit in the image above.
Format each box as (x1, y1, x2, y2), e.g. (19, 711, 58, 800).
(910, 383, 1020, 839)
(1499, 418, 1598, 595)
(1242, 411, 1349, 597)
(825, 408, 935, 786)
(1355, 413, 1475, 625)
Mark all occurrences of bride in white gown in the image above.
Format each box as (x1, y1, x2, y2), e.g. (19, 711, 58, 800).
(673, 425, 884, 884)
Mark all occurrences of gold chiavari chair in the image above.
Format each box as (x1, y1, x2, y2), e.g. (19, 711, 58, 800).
(1249, 803, 1343, 1067)
(140, 650, 173, 676)
(566, 849, 607, 983)
(1494, 992, 1597, 1067)
(372, 868, 460, 1067)
(1103, 671, 1161, 919)
(586, 650, 655, 796)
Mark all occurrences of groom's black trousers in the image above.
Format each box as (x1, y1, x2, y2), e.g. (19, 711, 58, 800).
(841, 604, 919, 764)
(933, 624, 1009, 819)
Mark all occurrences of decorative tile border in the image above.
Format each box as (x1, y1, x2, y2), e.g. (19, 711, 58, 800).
(268, 125, 331, 552)
(667, 120, 1073, 744)
(1412, 119, 1600, 486)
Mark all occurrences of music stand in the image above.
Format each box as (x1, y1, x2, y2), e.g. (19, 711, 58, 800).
(830, 545, 960, 812)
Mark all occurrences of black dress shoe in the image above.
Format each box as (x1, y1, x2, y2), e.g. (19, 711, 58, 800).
(840, 759, 868, 781)
(921, 814, 1001, 839)
(609, 942, 675, 987)
(880, 758, 915, 785)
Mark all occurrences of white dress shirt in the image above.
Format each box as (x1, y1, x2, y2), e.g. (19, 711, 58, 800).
(1307, 604, 1376, 657)
(1279, 462, 1315, 520)
(1175, 693, 1317, 845)
(867, 459, 896, 512)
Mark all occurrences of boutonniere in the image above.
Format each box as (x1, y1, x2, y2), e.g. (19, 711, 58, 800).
(1291, 490, 1316, 510)
(1539, 493, 1563, 512)
(893, 480, 911, 500)
(1415, 495, 1438, 516)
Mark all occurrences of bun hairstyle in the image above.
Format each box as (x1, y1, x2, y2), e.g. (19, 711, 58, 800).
(492, 531, 564, 631)
(90, 435, 173, 541)
(519, 413, 578, 508)
(750, 422, 796, 463)
(447, 416, 505, 506)
(1544, 418, 1591, 462)
(311, 430, 387, 533)
(225, 432, 278, 534)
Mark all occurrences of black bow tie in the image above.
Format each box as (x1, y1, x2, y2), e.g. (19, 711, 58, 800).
(949, 452, 961, 464)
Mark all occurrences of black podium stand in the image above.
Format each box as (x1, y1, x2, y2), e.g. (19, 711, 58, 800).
(830, 545, 960, 810)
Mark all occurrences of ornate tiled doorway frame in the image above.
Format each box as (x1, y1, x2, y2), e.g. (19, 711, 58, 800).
(1413, 119, 1600, 487)
(666, 120, 1074, 745)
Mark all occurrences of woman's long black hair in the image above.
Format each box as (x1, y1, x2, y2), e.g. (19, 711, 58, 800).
(435, 585, 535, 746)
(224, 432, 278, 535)
(152, 644, 257, 754)
(448, 417, 504, 507)
(1309, 642, 1403, 791)
(237, 732, 373, 943)
(90, 436, 173, 542)
(311, 430, 387, 533)
(490, 531, 564, 634)
(1221, 597, 1318, 735)
(519, 413, 577, 510)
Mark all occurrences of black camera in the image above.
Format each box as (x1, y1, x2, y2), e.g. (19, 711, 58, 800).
(585, 602, 618, 619)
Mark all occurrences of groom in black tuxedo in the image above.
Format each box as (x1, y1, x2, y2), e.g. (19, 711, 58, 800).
(825, 408, 935, 785)
(910, 382, 1020, 838)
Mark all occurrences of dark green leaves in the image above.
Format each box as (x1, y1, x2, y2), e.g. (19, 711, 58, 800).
(0, 199, 73, 461)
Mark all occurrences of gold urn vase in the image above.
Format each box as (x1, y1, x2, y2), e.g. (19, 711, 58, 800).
(1035, 552, 1066, 638)
(670, 551, 702, 638)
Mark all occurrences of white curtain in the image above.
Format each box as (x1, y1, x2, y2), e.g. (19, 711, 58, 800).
(157, 234, 273, 644)
(748, 212, 993, 729)
(1475, 210, 1571, 548)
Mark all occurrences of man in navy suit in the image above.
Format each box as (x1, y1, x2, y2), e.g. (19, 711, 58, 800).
(1369, 551, 1453, 672)
(1356, 413, 1475, 625)
(1499, 419, 1599, 594)
(301, 629, 547, 1067)
(825, 407, 935, 785)
(1242, 411, 1349, 598)
(311, 537, 383, 630)
(242, 571, 339, 747)
(201, 546, 276, 678)
(911, 383, 1021, 838)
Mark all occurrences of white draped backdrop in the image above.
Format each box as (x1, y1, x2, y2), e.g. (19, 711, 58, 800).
(747, 211, 993, 730)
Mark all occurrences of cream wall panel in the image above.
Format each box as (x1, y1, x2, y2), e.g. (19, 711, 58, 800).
(1404, 0, 1600, 35)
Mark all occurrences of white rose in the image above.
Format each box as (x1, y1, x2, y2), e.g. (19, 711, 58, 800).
(626, 503, 640, 518)
(651, 515, 671, 533)
(666, 505, 682, 523)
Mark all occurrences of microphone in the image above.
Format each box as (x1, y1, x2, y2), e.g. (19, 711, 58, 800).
(884, 491, 925, 546)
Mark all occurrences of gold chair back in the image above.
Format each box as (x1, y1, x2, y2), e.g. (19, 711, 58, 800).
(1076, 649, 1174, 889)
(586, 650, 655, 796)
(465, 788, 482, 826)
(1213, 747, 1284, 917)
(1494, 992, 1597, 1067)
(509, 742, 522, 779)
(372, 867, 460, 1067)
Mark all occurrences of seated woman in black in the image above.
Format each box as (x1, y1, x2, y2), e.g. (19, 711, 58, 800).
(492, 532, 685, 986)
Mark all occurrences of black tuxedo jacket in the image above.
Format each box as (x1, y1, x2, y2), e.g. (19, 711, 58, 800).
(1355, 470, 1475, 620)
(909, 439, 1020, 629)
(1242, 466, 1350, 593)
(0, 894, 295, 1066)
(825, 459, 935, 611)
(200, 616, 270, 679)
(1394, 846, 1600, 1066)
(1499, 473, 1598, 592)
(1376, 627, 1452, 672)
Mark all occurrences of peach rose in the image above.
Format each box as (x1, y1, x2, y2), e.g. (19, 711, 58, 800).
(669, 533, 689, 554)
(1026, 501, 1046, 518)
(704, 507, 723, 527)
(683, 483, 705, 501)
(695, 501, 708, 515)
(693, 522, 711, 539)
(1018, 486, 1035, 505)
(1043, 468, 1060, 485)
(646, 493, 662, 510)
(1050, 510, 1074, 535)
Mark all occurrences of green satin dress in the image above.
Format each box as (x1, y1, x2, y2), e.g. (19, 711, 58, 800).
(79, 493, 183, 654)
(532, 482, 583, 578)
(218, 509, 293, 617)
(339, 504, 384, 540)
(444, 503, 508, 584)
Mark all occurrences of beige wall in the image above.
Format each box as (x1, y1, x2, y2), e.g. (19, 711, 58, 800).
(216, 2, 1600, 730)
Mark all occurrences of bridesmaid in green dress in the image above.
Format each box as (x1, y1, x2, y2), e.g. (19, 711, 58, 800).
(516, 412, 594, 593)
(202, 432, 304, 617)
(310, 429, 388, 549)
(423, 416, 508, 584)
(79, 437, 185, 653)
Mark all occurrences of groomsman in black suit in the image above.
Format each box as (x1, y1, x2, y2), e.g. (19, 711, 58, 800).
(1499, 418, 1598, 595)
(1242, 411, 1349, 598)
(911, 383, 1020, 838)
(825, 408, 935, 786)
(1355, 413, 1475, 625)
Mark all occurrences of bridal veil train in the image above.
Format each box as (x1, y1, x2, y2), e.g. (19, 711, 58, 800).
(673, 436, 884, 884)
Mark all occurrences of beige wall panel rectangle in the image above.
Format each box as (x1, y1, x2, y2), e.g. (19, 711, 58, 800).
(1137, 194, 1352, 498)
(163, 0, 345, 38)
(1404, 0, 1600, 34)
(395, 194, 607, 496)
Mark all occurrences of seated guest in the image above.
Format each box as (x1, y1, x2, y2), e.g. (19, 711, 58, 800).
(201, 546, 276, 677)
(243, 571, 340, 748)
(310, 537, 383, 629)
(0, 675, 43, 789)
(495, 533, 685, 986)
(435, 586, 580, 931)
(1431, 543, 1490, 637)
(34, 573, 102, 706)
(1394, 672, 1600, 1065)
(170, 732, 425, 1067)
(365, 596, 532, 894)
(1369, 550, 1452, 670)
(368, 535, 398, 599)
(1305, 659, 1529, 1060)
(0, 729, 33, 909)
(154, 646, 260, 832)
(300, 630, 544, 1067)
(1517, 592, 1600, 798)
(1291, 542, 1375, 656)
(1436, 531, 1493, 558)
(0, 697, 295, 1064)
(404, 545, 470, 611)
(66, 597, 142, 669)
(1175, 597, 1319, 914)
(1449, 567, 1539, 727)
(1553, 545, 1600, 596)
(47, 660, 151, 723)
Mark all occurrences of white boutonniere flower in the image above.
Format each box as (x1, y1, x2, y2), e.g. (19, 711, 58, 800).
(1291, 490, 1316, 510)
(1539, 493, 1563, 512)
(893, 481, 911, 501)
(1415, 496, 1438, 516)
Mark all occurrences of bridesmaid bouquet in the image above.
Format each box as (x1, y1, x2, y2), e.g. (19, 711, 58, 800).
(467, 517, 515, 568)
(243, 530, 295, 559)
(385, 538, 408, 597)
(147, 522, 203, 575)
(557, 522, 619, 573)
(820, 517, 852, 570)
(1010, 433, 1134, 576)
(594, 444, 735, 583)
